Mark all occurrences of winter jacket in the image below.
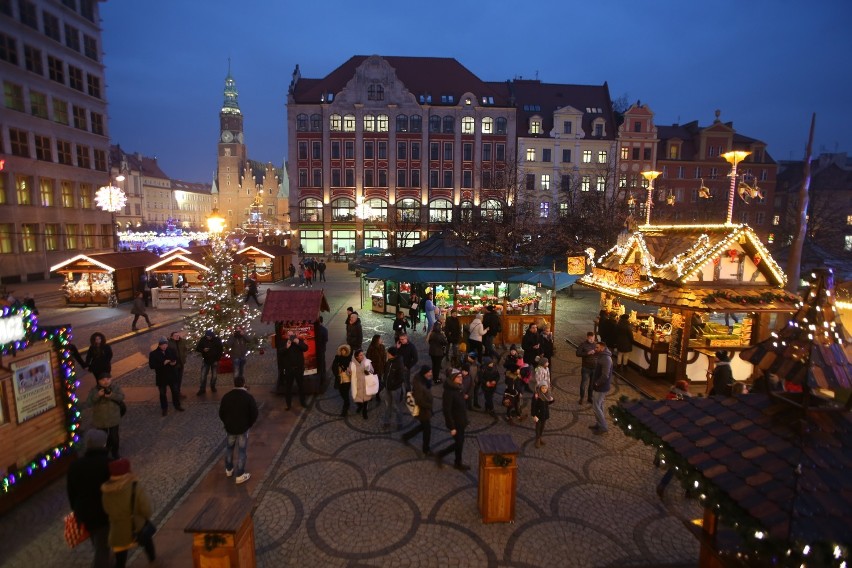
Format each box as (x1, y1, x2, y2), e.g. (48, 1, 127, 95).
(226, 334, 250, 359)
(599, 316, 618, 349)
(332, 348, 353, 386)
(521, 330, 542, 365)
(614, 320, 634, 353)
(396, 341, 419, 370)
(101, 475, 152, 550)
(130, 297, 147, 315)
(67, 448, 111, 530)
(195, 335, 223, 363)
(710, 363, 735, 396)
(441, 379, 468, 431)
(87, 382, 125, 428)
(218, 387, 259, 435)
(392, 316, 410, 336)
(575, 339, 598, 369)
(539, 332, 554, 360)
(534, 365, 551, 390)
(346, 319, 363, 350)
(168, 337, 188, 367)
(480, 364, 500, 391)
(443, 316, 461, 344)
(84, 334, 113, 378)
(149, 346, 179, 386)
(468, 315, 486, 342)
(283, 339, 309, 370)
(427, 324, 448, 358)
(503, 352, 522, 374)
(384, 356, 406, 391)
(366, 342, 387, 379)
(411, 370, 433, 421)
(482, 310, 502, 337)
(531, 394, 551, 421)
(592, 347, 613, 392)
(349, 357, 375, 403)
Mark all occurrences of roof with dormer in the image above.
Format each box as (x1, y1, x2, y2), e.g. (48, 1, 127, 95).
(656, 121, 777, 165)
(579, 224, 799, 311)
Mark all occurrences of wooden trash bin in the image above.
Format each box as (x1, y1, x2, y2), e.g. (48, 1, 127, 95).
(477, 433, 519, 523)
(184, 496, 256, 567)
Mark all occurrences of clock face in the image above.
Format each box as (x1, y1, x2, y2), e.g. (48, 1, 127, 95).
(236, 132, 244, 143)
(221, 130, 233, 143)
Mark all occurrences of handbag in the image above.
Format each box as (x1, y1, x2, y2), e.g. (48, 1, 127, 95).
(410, 302, 418, 311)
(405, 389, 420, 417)
(131, 481, 157, 544)
(364, 373, 380, 396)
(64, 511, 90, 548)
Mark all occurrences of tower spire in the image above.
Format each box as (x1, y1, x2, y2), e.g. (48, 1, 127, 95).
(222, 62, 240, 115)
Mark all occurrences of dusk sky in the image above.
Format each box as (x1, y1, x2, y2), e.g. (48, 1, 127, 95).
(101, 0, 852, 184)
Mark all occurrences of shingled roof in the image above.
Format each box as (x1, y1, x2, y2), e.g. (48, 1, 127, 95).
(260, 290, 330, 324)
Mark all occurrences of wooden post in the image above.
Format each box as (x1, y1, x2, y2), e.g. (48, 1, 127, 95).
(698, 506, 722, 568)
(678, 309, 693, 381)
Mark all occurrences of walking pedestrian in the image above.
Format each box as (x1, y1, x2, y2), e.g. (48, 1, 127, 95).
(503, 369, 526, 424)
(443, 309, 462, 367)
(84, 332, 113, 380)
(304, 265, 314, 287)
(288, 263, 296, 279)
(67, 430, 111, 568)
(314, 317, 329, 386)
(462, 351, 479, 410)
(195, 329, 223, 395)
(298, 263, 305, 286)
(218, 375, 258, 485)
(243, 275, 263, 306)
(434, 369, 471, 471)
(531, 382, 554, 448)
(87, 374, 124, 459)
(482, 304, 502, 359)
(226, 327, 250, 378)
(139, 274, 152, 307)
(479, 356, 499, 417)
(427, 321, 448, 384)
(401, 366, 434, 456)
(101, 459, 156, 567)
(149, 337, 185, 416)
(467, 313, 487, 360)
(130, 292, 152, 331)
(348, 349, 375, 419)
(395, 333, 418, 390)
(575, 331, 597, 404)
(332, 344, 353, 416)
(167, 331, 188, 398)
(366, 334, 387, 409)
(317, 260, 327, 281)
(381, 346, 406, 429)
(589, 342, 613, 434)
(346, 311, 363, 352)
(281, 331, 309, 410)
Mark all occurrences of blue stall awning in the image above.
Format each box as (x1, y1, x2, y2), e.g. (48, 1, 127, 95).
(506, 270, 580, 291)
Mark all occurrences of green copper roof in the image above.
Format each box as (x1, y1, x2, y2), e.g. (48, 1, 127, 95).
(222, 71, 241, 115)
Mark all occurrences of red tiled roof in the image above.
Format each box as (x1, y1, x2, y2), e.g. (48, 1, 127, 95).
(621, 395, 852, 545)
(260, 290, 330, 324)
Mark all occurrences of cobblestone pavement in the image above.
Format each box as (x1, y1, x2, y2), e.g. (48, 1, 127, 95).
(0, 266, 701, 567)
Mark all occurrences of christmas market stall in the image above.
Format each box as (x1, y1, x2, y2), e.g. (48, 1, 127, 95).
(234, 242, 292, 283)
(361, 233, 575, 344)
(579, 224, 799, 385)
(611, 269, 852, 567)
(146, 253, 210, 309)
(261, 290, 330, 394)
(0, 302, 82, 514)
(50, 251, 160, 306)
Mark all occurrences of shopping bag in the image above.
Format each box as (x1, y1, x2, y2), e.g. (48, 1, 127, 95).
(365, 373, 380, 396)
(64, 512, 90, 548)
(405, 390, 420, 417)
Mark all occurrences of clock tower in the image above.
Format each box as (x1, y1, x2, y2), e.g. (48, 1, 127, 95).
(219, 71, 245, 157)
(216, 69, 249, 230)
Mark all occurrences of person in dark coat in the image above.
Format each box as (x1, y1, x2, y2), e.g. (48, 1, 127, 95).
(395, 333, 419, 390)
(434, 369, 470, 470)
(521, 323, 542, 367)
(482, 305, 502, 359)
(195, 329, 223, 395)
(317, 260, 327, 282)
(408, 291, 421, 331)
(243, 275, 262, 306)
(575, 331, 598, 404)
(443, 309, 462, 366)
(314, 317, 329, 385)
(67, 429, 112, 568)
(149, 337, 184, 416)
(130, 292, 152, 331)
(218, 375, 259, 484)
(709, 351, 735, 396)
(381, 346, 407, 429)
(392, 310, 410, 339)
(531, 383, 554, 448)
(600, 312, 618, 352)
(331, 344, 353, 416)
(168, 331, 188, 398)
(401, 366, 434, 456)
(427, 321, 448, 383)
(614, 314, 634, 371)
(346, 312, 363, 351)
(281, 331, 309, 410)
(479, 356, 500, 417)
(84, 332, 114, 380)
(590, 342, 613, 433)
(539, 325, 554, 364)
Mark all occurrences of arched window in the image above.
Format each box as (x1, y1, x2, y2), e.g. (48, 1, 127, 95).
(343, 114, 356, 132)
(396, 114, 408, 132)
(429, 115, 441, 133)
(310, 114, 322, 132)
(396, 198, 420, 223)
(442, 116, 454, 133)
(460, 200, 474, 222)
(363, 114, 375, 132)
(461, 116, 475, 134)
(329, 114, 342, 131)
(332, 198, 355, 221)
(299, 198, 323, 222)
(429, 198, 453, 223)
(365, 198, 387, 222)
(377, 114, 389, 132)
(296, 114, 308, 131)
(495, 117, 507, 134)
(410, 114, 422, 133)
(481, 117, 493, 134)
(482, 199, 503, 221)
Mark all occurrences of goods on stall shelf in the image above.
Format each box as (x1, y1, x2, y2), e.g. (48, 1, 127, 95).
(63, 273, 113, 300)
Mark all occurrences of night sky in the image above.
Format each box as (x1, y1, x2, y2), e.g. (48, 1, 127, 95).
(101, 0, 852, 184)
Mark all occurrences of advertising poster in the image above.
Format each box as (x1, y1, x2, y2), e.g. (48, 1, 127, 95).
(278, 324, 318, 376)
(11, 352, 56, 423)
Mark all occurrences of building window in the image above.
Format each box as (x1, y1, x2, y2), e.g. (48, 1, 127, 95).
(307, 114, 321, 132)
(299, 198, 323, 222)
(443, 170, 453, 188)
(80, 224, 95, 248)
(378, 141, 387, 160)
(35, 135, 52, 161)
(562, 149, 572, 163)
(540, 202, 550, 218)
(312, 141, 321, 160)
(442, 142, 453, 161)
(594, 123, 604, 137)
(496, 144, 505, 162)
(772, 215, 780, 226)
(760, 170, 768, 181)
(48, 55, 64, 83)
(541, 174, 551, 191)
(581, 175, 591, 192)
(28, 90, 48, 118)
(73, 105, 87, 130)
(755, 212, 765, 226)
(24, 45, 42, 74)
(330, 140, 340, 160)
(298, 169, 308, 187)
(429, 199, 453, 223)
(695, 167, 702, 179)
(76, 145, 91, 168)
(397, 198, 420, 223)
(343, 114, 356, 132)
(44, 223, 59, 251)
(632, 147, 640, 160)
(561, 175, 572, 191)
(331, 169, 341, 187)
(363, 169, 374, 187)
(10, 128, 29, 157)
(669, 145, 679, 159)
(430, 142, 439, 161)
(525, 174, 535, 191)
(80, 183, 92, 208)
(344, 169, 354, 186)
(65, 23, 80, 51)
(61, 181, 74, 207)
(482, 117, 493, 134)
(397, 142, 407, 160)
(529, 118, 542, 135)
(643, 148, 652, 160)
(345, 141, 354, 159)
(43, 11, 61, 40)
(429, 170, 439, 189)
(298, 141, 308, 160)
(51, 98, 68, 124)
(16, 174, 33, 205)
(330, 114, 341, 131)
(482, 143, 492, 162)
(363, 114, 375, 132)
(367, 84, 384, 101)
(582, 150, 592, 163)
(4, 81, 24, 111)
(462, 170, 472, 188)
(19, 0, 37, 27)
(90, 112, 104, 135)
(526, 148, 536, 162)
(462, 116, 475, 134)
(619, 146, 629, 161)
(462, 143, 472, 162)
(482, 199, 503, 221)
(677, 166, 685, 179)
(598, 150, 608, 164)
(21, 224, 39, 252)
(375, 114, 388, 133)
(296, 114, 308, 131)
(709, 167, 718, 180)
(312, 169, 322, 187)
(397, 169, 407, 187)
(82, 33, 98, 60)
(596, 176, 606, 191)
(411, 169, 420, 187)
(495, 117, 507, 134)
(442, 116, 454, 133)
(366, 199, 387, 222)
(332, 198, 355, 221)
(0, 224, 11, 254)
(0, 32, 17, 64)
(64, 223, 78, 250)
(429, 115, 441, 133)
(411, 142, 420, 160)
(539, 148, 550, 163)
(57, 139, 72, 164)
(69, 65, 84, 91)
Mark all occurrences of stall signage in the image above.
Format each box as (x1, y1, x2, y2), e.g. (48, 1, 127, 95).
(567, 256, 586, 275)
(0, 313, 26, 345)
(11, 352, 56, 423)
(618, 264, 642, 286)
(592, 267, 618, 286)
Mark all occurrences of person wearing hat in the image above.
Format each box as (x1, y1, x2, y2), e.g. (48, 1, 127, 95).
(534, 356, 552, 392)
(709, 351, 735, 396)
(531, 382, 554, 448)
(149, 337, 184, 416)
(434, 369, 471, 470)
(479, 356, 500, 417)
(401, 365, 434, 456)
(87, 373, 125, 459)
(67, 430, 112, 568)
(101, 459, 156, 566)
(195, 329, 223, 395)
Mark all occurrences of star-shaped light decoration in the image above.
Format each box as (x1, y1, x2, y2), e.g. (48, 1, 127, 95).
(95, 185, 127, 213)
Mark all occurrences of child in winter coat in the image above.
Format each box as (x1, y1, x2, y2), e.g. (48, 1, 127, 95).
(503, 371, 525, 424)
(479, 356, 500, 417)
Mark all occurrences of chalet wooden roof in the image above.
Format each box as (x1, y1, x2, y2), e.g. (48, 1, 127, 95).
(50, 251, 160, 273)
(260, 290, 330, 324)
(146, 254, 210, 274)
(235, 244, 292, 259)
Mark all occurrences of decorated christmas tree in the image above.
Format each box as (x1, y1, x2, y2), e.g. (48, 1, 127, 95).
(183, 238, 262, 356)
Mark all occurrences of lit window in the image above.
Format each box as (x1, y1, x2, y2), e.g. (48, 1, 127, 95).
(773, 215, 780, 226)
(429, 199, 453, 223)
(539, 202, 550, 218)
(329, 114, 341, 131)
(619, 175, 627, 188)
(620, 147, 629, 160)
(581, 175, 591, 191)
(363, 114, 375, 132)
(541, 174, 550, 190)
(526, 148, 535, 162)
(21, 224, 39, 252)
(377, 114, 389, 132)
(343, 114, 355, 132)
(596, 176, 606, 191)
(530, 118, 542, 134)
(462, 116, 475, 134)
(582, 150, 592, 163)
(598, 150, 608, 164)
(481, 117, 493, 134)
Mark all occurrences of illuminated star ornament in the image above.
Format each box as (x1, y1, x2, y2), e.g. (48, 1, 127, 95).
(95, 184, 127, 213)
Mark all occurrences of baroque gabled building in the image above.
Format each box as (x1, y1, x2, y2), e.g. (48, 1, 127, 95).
(286, 55, 515, 255)
(1, 0, 111, 283)
(214, 71, 286, 240)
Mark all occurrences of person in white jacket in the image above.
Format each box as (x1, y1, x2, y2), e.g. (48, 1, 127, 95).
(348, 349, 375, 420)
(467, 313, 487, 360)
(534, 356, 551, 391)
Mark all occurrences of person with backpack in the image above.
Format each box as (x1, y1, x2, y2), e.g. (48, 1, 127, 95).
(381, 346, 406, 430)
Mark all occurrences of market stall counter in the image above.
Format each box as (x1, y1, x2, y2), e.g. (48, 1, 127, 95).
(50, 251, 160, 306)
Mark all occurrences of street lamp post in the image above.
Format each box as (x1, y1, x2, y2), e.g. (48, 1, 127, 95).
(721, 150, 751, 224)
(640, 170, 662, 226)
(96, 175, 127, 251)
